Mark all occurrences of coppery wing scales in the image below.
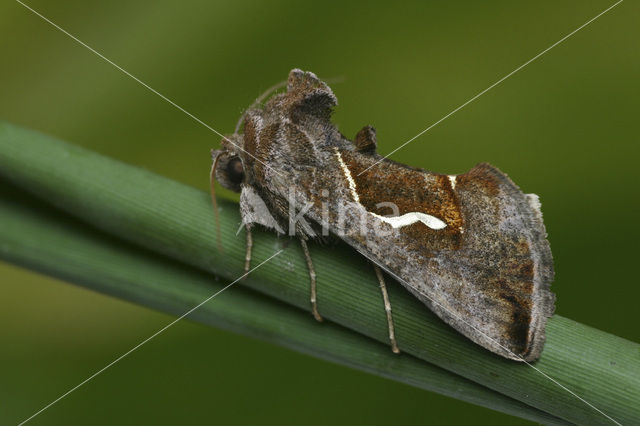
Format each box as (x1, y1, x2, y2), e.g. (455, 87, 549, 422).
(318, 153, 554, 360)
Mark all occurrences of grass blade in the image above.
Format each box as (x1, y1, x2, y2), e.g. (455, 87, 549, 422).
(0, 121, 638, 424)
(0, 183, 567, 425)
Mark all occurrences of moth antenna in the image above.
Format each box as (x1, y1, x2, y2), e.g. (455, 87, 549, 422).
(234, 80, 288, 134)
(322, 75, 346, 85)
(209, 151, 223, 252)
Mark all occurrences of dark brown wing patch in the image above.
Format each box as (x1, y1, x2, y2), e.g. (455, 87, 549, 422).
(338, 150, 464, 253)
(452, 163, 553, 358)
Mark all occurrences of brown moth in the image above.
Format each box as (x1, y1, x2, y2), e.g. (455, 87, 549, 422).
(211, 69, 555, 361)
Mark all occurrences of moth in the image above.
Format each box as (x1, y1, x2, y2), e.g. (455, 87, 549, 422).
(210, 69, 555, 361)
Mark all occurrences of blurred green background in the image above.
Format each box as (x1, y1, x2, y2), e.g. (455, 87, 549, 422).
(1, 0, 638, 424)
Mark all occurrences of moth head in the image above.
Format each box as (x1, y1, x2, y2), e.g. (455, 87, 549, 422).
(210, 149, 245, 193)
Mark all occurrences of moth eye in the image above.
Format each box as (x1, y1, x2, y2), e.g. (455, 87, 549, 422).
(226, 157, 245, 185)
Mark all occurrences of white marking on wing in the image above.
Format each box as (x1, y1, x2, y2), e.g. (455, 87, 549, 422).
(448, 175, 457, 190)
(333, 147, 360, 203)
(373, 212, 447, 230)
(334, 147, 447, 230)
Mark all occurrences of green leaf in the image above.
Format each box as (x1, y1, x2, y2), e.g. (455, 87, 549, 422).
(0, 182, 565, 426)
(0, 121, 638, 424)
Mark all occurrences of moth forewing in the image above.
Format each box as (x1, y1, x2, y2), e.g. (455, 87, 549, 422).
(322, 158, 555, 361)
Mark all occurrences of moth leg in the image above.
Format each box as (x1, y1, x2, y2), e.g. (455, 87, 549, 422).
(300, 238, 323, 322)
(243, 224, 253, 278)
(373, 264, 400, 354)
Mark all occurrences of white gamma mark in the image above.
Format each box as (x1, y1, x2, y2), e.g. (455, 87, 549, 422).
(376, 212, 447, 230)
(333, 147, 361, 203)
(333, 148, 447, 230)
(448, 175, 457, 190)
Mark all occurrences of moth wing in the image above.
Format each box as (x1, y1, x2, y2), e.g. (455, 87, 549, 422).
(317, 152, 554, 361)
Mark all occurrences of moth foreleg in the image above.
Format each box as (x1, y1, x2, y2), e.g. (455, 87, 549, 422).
(299, 238, 323, 322)
(373, 264, 400, 354)
(242, 224, 253, 278)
